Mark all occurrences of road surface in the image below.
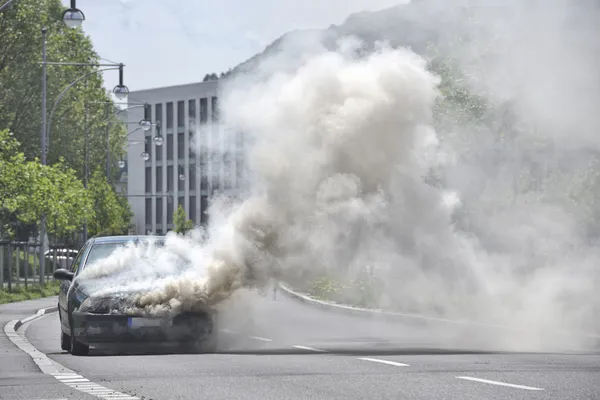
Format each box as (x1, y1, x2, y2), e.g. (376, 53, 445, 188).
(3, 289, 600, 400)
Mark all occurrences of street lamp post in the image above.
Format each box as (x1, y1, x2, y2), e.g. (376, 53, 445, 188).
(62, 0, 85, 28)
(38, 26, 128, 284)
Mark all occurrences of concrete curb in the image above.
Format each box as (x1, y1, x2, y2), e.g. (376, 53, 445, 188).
(277, 282, 454, 324)
(12, 306, 58, 332)
(277, 283, 600, 341)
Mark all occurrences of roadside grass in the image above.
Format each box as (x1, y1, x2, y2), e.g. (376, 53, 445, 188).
(0, 280, 60, 304)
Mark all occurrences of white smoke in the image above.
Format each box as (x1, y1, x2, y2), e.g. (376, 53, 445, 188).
(77, 0, 600, 352)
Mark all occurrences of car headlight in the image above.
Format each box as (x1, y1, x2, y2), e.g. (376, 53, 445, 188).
(79, 296, 92, 312)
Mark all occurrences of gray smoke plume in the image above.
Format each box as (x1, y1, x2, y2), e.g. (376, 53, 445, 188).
(78, 0, 600, 352)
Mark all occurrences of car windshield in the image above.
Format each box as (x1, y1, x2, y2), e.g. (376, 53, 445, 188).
(83, 239, 165, 269)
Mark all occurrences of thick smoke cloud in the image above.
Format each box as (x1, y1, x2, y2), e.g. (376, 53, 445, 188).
(78, 0, 600, 352)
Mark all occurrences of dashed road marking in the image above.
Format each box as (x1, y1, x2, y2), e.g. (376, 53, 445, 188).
(292, 345, 328, 352)
(456, 376, 545, 391)
(5, 309, 141, 400)
(357, 357, 410, 367)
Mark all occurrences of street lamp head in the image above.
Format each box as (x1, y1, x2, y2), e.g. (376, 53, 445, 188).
(118, 160, 126, 169)
(141, 152, 150, 161)
(62, 9, 85, 28)
(153, 135, 164, 146)
(113, 84, 129, 100)
(139, 119, 152, 131)
(179, 173, 185, 181)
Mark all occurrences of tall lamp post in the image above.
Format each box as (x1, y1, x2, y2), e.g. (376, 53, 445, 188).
(38, 26, 128, 285)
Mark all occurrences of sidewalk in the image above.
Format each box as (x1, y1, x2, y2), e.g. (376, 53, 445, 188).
(0, 296, 82, 399)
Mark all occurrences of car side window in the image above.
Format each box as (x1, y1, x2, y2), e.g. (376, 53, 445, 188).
(69, 243, 89, 274)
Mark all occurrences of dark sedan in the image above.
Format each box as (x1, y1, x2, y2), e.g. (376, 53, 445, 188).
(53, 235, 217, 356)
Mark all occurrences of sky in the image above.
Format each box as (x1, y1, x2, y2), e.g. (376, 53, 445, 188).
(63, 0, 405, 91)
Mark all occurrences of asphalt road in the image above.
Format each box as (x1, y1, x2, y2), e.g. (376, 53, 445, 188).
(4, 289, 600, 400)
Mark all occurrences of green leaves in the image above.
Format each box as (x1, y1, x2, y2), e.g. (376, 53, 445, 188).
(173, 205, 194, 235)
(0, 129, 91, 238)
(86, 168, 133, 237)
(0, 0, 131, 240)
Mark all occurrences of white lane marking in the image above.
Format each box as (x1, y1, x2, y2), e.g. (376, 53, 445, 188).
(292, 345, 328, 352)
(248, 335, 273, 342)
(357, 357, 410, 367)
(456, 376, 545, 391)
(4, 309, 141, 400)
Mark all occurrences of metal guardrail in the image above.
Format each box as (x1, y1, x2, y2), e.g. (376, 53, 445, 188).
(0, 241, 79, 291)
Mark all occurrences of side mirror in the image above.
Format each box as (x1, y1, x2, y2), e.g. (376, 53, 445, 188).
(53, 269, 74, 281)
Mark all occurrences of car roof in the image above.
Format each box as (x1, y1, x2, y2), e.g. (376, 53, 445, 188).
(88, 235, 165, 245)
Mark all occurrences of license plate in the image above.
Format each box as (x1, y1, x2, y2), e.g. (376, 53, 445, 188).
(127, 317, 163, 328)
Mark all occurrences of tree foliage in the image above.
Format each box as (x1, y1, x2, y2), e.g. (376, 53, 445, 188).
(173, 204, 194, 235)
(0, 129, 91, 239)
(0, 0, 134, 241)
(87, 169, 134, 237)
(0, 0, 127, 179)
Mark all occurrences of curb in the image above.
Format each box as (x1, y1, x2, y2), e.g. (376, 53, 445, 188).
(277, 282, 447, 324)
(277, 283, 600, 340)
(12, 306, 58, 332)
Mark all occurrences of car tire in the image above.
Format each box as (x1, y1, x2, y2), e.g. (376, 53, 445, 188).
(60, 331, 71, 352)
(69, 325, 89, 356)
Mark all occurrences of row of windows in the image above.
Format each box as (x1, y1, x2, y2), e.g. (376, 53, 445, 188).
(144, 154, 244, 193)
(145, 195, 210, 226)
(144, 98, 219, 130)
(144, 132, 227, 162)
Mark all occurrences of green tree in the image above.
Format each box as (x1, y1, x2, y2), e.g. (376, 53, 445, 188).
(173, 204, 194, 234)
(87, 168, 133, 237)
(0, 0, 127, 178)
(0, 129, 92, 239)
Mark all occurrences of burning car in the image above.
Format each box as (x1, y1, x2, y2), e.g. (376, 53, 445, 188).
(53, 235, 218, 356)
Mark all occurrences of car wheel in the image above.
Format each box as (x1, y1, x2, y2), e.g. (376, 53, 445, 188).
(69, 325, 89, 356)
(60, 330, 70, 352)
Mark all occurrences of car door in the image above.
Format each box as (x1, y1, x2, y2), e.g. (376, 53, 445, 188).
(59, 242, 89, 326)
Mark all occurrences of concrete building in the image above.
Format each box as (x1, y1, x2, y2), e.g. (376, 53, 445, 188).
(125, 81, 244, 235)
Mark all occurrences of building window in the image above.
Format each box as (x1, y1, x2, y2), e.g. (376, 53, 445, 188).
(156, 198, 163, 224)
(211, 129, 220, 190)
(155, 103, 162, 124)
(189, 164, 196, 190)
(154, 104, 163, 162)
(177, 100, 185, 130)
(167, 134, 173, 160)
(189, 196, 196, 223)
(177, 132, 185, 160)
(188, 99, 196, 131)
(178, 196, 185, 209)
(189, 132, 196, 160)
(156, 166, 162, 192)
(144, 104, 152, 121)
(200, 98, 208, 124)
(145, 198, 152, 225)
(166, 102, 173, 132)
(144, 135, 152, 160)
(200, 148, 208, 191)
(167, 199, 174, 225)
(211, 96, 219, 122)
(212, 171, 220, 191)
(167, 165, 173, 191)
(200, 195, 208, 225)
(145, 167, 151, 193)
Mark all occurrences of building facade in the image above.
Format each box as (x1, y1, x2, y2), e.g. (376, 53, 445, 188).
(125, 81, 244, 235)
